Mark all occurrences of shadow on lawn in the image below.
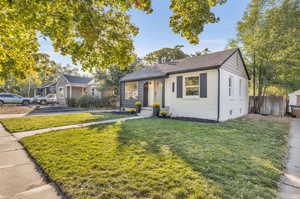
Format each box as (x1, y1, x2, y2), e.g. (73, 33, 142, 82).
(100, 118, 288, 199)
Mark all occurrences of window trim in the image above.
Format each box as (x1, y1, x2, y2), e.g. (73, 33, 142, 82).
(58, 87, 64, 98)
(239, 79, 242, 97)
(183, 75, 200, 98)
(125, 81, 138, 100)
(229, 76, 234, 97)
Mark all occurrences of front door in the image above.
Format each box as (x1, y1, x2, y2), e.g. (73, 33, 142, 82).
(154, 80, 162, 105)
(143, 82, 148, 107)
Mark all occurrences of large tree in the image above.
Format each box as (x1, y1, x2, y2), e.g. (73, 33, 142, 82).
(144, 45, 189, 64)
(0, 0, 226, 80)
(237, 0, 300, 111)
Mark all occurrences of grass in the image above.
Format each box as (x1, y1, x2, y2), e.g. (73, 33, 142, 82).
(0, 112, 128, 132)
(21, 117, 289, 199)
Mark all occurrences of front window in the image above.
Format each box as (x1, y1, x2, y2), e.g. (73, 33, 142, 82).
(229, 76, 233, 97)
(58, 87, 64, 98)
(125, 82, 138, 100)
(239, 79, 242, 96)
(185, 76, 199, 96)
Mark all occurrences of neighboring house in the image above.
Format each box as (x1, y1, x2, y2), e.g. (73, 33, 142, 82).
(289, 90, 300, 111)
(56, 74, 102, 104)
(120, 48, 250, 122)
(35, 82, 57, 97)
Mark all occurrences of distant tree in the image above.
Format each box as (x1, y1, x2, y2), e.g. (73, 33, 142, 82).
(191, 48, 211, 56)
(144, 46, 189, 65)
(225, 39, 239, 49)
(94, 58, 143, 96)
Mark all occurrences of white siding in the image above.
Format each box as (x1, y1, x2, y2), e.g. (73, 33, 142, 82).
(289, 90, 300, 111)
(221, 51, 248, 79)
(219, 50, 249, 121)
(56, 77, 68, 104)
(219, 70, 248, 121)
(165, 70, 219, 120)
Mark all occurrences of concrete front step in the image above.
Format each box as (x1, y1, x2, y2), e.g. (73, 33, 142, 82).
(138, 109, 153, 117)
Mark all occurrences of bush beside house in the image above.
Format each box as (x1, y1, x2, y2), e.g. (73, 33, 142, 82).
(66, 95, 117, 108)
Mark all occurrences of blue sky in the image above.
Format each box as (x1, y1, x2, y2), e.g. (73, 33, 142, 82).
(38, 0, 250, 73)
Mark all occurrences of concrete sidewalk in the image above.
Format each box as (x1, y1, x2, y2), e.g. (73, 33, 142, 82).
(13, 116, 144, 140)
(279, 119, 300, 199)
(0, 124, 62, 199)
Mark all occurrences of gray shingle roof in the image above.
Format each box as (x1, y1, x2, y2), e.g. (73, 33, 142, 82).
(38, 81, 57, 89)
(63, 74, 93, 84)
(121, 48, 239, 82)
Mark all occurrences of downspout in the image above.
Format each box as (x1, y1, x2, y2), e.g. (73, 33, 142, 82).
(217, 68, 220, 122)
(119, 81, 122, 111)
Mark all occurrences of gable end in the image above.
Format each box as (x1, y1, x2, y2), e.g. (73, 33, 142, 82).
(220, 49, 250, 80)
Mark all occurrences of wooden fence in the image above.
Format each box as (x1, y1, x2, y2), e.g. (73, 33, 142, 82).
(249, 96, 287, 116)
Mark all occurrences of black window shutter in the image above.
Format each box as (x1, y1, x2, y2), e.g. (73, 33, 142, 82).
(172, 82, 175, 92)
(200, 73, 207, 98)
(176, 76, 183, 98)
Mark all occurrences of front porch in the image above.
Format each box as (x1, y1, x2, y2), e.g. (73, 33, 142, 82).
(57, 85, 88, 104)
(66, 85, 87, 99)
(121, 78, 165, 108)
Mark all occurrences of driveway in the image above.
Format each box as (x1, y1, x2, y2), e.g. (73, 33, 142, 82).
(0, 124, 62, 199)
(280, 118, 300, 199)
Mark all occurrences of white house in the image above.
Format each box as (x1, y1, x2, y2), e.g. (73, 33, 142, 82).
(289, 90, 300, 111)
(56, 74, 102, 104)
(120, 48, 250, 122)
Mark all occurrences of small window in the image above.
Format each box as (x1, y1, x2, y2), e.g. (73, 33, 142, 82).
(172, 82, 175, 93)
(92, 88, 95, 96)
(229, 76, 233, 97)
(239, 79, 242, 97)
(240, 108, 242, 113)
(125, 82, 138, 100)
(185, 76, 199, 96)
(229, 110, 233, 115)
(58, 87, 64, 98)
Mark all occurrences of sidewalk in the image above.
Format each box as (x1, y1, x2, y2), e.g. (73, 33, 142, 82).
(279, 118, 300, 199)
(0, 124, 62, 199)
(13, 116, 144, 140)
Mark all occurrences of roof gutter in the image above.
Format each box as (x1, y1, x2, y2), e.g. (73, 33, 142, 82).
(120, 65, 220, 82)
(120, 75, 168, 82)
(166, 65, 219, 75)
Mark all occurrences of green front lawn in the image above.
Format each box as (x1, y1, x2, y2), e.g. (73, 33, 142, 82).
(21, 117, 289, 199)
(0, 112, 128, 133)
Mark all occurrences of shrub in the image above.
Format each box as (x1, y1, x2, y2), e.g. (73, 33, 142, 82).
(160, 111, 169, 117)
(66, 98, 77, 107)
(75, 95, 116, 108)
(77, 95, 93, 108)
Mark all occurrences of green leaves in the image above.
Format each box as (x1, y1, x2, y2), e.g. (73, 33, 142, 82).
(238, 0, 300, 93)
(169, 0, 223, 44)
(0, 0, 228, 81)
(144, 46, 189, 65)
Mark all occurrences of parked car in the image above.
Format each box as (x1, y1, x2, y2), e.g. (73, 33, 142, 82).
(33, 94, 57, 105)
(0, 93, 32, 106)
